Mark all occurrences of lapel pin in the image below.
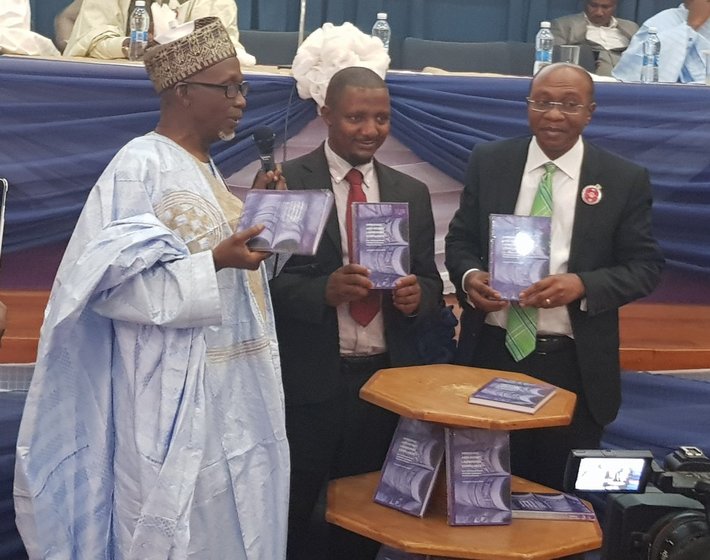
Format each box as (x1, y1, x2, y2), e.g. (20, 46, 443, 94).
(581, 184, 603, 205)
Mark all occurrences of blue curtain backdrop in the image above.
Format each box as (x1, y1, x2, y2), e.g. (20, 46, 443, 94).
(31, 0, 681, 45)
(1, 56, 708, 275)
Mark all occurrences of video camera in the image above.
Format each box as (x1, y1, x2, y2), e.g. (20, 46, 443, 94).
(564, 446, 710, 560)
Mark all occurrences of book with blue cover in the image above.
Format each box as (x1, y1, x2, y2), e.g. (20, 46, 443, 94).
(237, 189, 334, 255)
(444, 428, 511, 526)
(468, 377, 557, 414)
(488, 214, 551, 301)
(352, 202, 410, 289)
(373, 417, 445, 517)
(511, 491, 596, 521)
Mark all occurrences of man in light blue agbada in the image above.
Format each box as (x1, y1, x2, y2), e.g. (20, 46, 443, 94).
(14, 17, 289, 560)
(613, 0, 710, 82)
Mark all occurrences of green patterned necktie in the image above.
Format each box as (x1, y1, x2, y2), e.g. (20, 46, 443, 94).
(505, 162, 556, 361)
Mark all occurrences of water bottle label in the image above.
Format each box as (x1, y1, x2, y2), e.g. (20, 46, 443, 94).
(131, 30, 147, 43)
(535, 51, 552, 63)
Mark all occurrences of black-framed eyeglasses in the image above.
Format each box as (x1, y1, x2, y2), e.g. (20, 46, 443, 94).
(179, 80, 250, 98)
(526, 97, 588, 115)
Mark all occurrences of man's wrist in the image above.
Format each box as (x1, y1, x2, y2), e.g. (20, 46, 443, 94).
(121, 38, 130, 58)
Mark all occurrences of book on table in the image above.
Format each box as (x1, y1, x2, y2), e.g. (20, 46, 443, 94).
(510, 491, 597, 521)
(236, 189, 334, 255)
(488, 213, 551, 301)
(445, 427, 511, 526)
(351, 201, 410, 289)
(373, 417, 445, 517)
(468, 377, 556, 414)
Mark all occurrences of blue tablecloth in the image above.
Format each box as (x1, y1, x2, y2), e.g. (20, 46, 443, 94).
(1, 55, 709, 276)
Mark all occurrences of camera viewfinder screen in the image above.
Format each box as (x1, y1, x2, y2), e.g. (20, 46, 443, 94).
(575, 457, 647, 492)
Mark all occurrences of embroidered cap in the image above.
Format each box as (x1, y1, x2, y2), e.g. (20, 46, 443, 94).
(144, 16, 236, 93)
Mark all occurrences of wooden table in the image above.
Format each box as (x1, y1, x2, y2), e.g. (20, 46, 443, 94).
(328, 472, 602, 560)
(326, 364, 601, 559)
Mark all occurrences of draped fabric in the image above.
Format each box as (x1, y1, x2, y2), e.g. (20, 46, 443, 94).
(1, 56, 709, 275)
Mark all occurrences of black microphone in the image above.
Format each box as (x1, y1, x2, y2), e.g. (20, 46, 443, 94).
(253, 125, 276, 171)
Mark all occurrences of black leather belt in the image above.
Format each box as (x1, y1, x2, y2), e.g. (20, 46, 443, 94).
(340, 353, 389, 374)
(535, 335, 574, 354)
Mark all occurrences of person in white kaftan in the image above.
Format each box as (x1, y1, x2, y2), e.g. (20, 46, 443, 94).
(63, 0, 255, 64)
(0, 0, 60, 56)
(613, 1, 710, 83)
(14, 17, 288, 560)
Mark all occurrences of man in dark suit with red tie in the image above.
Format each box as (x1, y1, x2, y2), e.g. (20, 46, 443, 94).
(271, 66, 443, 559)
(446, 63, 664, 492)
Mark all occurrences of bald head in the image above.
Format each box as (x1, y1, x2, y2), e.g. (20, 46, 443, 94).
(530, 63, 595, 102)
(324, 67, 387, 108)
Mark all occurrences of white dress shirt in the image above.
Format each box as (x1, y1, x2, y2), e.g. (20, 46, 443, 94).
(481, 137, 585, 337)
(586, 15, 631, 51)
(0, 0, 60, 56)
(324, 140, 387, 355)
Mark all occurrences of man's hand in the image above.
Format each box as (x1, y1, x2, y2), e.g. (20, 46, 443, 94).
(518, 273, 585, 309)
(251, 165, 287, 190)
(325, 263, 373, 307)
(392, 274, 421, 316)
(463, 270, 508, 313)
(686, 0, 710, 30)
(212, 224, 271, 271)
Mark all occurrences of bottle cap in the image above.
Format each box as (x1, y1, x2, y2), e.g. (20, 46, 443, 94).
(541, 21, 551, 28)
(648, 26, 657, 33)
(136, 0, 146, 5)
(377, 12, 388, 19)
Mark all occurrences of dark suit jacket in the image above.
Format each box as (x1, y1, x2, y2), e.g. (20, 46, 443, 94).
(551, 12, 639, 76)
(445, 137, 664, 426)
(271, 144, 443, 406)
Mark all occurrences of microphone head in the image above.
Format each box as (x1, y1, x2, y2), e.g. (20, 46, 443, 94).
(252, 126, 276, 156)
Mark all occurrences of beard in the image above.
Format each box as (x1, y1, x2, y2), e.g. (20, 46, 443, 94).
(218, 129, 236, 142)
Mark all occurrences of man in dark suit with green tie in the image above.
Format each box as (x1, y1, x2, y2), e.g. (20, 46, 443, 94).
(446, 63, 664, 491)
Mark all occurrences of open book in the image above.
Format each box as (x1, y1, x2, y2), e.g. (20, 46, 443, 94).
(237, 189, 334, 255)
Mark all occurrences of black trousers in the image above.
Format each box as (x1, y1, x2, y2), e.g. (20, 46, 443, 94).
(285, 354, 397, 560)
(472, 325, 604, 491)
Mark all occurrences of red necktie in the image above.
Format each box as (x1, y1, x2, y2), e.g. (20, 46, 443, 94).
(345, 168, 380, 326)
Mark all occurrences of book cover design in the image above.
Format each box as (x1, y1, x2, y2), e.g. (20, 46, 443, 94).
(375, 545, 457, 559)
(374, 417, 445, 517)
(488, 214, 551, 301)
(237, 189, 334, 255)
(511, 492, 596, 521)
(468, 377, 556, 414)
(445, 428, 511, 526)
(352, 202, 410, 289)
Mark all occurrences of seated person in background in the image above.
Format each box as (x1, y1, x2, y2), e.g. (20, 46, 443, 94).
(613, 0, 710, 82)
(0, 0, 60, 56)
(63, 0, 255, 64)
(551, 0, 638, 76)
(53, 0, 82, 53)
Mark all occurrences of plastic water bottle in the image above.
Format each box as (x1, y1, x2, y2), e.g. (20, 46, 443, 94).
(641, 26, 661, 83)
(533, 21, 554, 75)
(372, 12, 391, 52)
(129, 0, 150, 61)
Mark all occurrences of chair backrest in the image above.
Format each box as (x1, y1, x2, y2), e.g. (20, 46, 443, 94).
(400, 37, 536, 76)
(239, 30, 300, 66)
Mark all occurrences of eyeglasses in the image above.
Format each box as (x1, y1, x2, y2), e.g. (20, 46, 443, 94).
(179, 81, 250, 98)
(526, 97, 589, 115)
